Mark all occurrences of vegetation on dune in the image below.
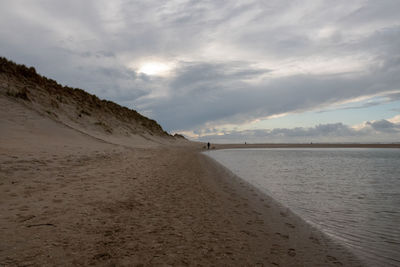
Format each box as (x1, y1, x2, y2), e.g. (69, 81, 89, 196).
(173, 133, 186, 139)
(0, 56, 175, 138)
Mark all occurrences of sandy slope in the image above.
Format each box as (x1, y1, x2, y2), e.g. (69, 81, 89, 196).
(0, 96, 364, 266)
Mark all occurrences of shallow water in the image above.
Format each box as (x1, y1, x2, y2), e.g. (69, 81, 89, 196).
(206, 148, 400, 267)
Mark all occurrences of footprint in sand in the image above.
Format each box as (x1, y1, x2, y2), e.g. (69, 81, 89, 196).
(275, 232, 289, 239)
(326, 255, 343, 266)
(285, 222, 295, 229)
(287, 248, 296, 257)
(309, 236, 320, 244)
(93, 252, 111, 260)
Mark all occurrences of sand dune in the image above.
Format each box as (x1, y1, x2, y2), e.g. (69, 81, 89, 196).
(0, 58, 364, 266)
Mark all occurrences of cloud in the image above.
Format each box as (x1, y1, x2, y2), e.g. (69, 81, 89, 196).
(196, 121, 400, 143)
(142, 57, 400, 132)
(366, 119, 400, 133)
(316, 91, 400, 113)
(1, 0, 400, 141)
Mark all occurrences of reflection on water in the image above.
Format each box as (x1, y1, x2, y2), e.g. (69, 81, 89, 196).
(206, 148, 400, 267)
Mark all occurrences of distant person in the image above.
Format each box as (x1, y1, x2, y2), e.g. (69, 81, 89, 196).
(207, 142, 210, 149)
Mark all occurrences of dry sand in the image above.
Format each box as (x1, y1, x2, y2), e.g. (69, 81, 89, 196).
(1, 95, 366, 266)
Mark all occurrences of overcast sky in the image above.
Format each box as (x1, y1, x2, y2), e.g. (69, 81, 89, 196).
(1, 0, 400, 143)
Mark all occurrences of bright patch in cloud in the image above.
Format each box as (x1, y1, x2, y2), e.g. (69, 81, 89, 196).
(138, 61, 172, 76)
(388, 114, 400, 124)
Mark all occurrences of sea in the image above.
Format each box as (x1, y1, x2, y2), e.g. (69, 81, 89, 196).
(205, 148, 400, 267)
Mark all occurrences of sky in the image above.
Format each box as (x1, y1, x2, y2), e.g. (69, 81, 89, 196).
(1, 0, 400, 143)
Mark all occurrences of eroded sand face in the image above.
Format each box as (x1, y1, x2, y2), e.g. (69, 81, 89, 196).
(1, 96, 364, 266)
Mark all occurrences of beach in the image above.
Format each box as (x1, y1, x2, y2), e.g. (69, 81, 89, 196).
(0, 148, 364, 266)
(2, 2, 399, 264)
(0, 96, 366, 266)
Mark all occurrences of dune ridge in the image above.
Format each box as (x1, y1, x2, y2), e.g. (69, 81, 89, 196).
(0, 57, 186, 147)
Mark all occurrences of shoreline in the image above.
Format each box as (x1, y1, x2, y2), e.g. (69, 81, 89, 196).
(199, 151, 366, 266)
(203, 147, 400, 267)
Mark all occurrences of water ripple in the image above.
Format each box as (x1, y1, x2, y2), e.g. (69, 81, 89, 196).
(207, 148, 400, 267)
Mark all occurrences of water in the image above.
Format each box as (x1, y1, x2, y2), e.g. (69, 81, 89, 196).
(206, 148, 400, 266)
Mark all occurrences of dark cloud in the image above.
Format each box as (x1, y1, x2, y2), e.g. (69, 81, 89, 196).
(366, 120, 400, 133)
(144, 58, 400, 131)
(317, 91, 400, 113)
(340, 0, 400, 26)
(387, 92, 400, 101)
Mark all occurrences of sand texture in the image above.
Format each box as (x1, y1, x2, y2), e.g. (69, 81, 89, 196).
(0, 95, 366, 266)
